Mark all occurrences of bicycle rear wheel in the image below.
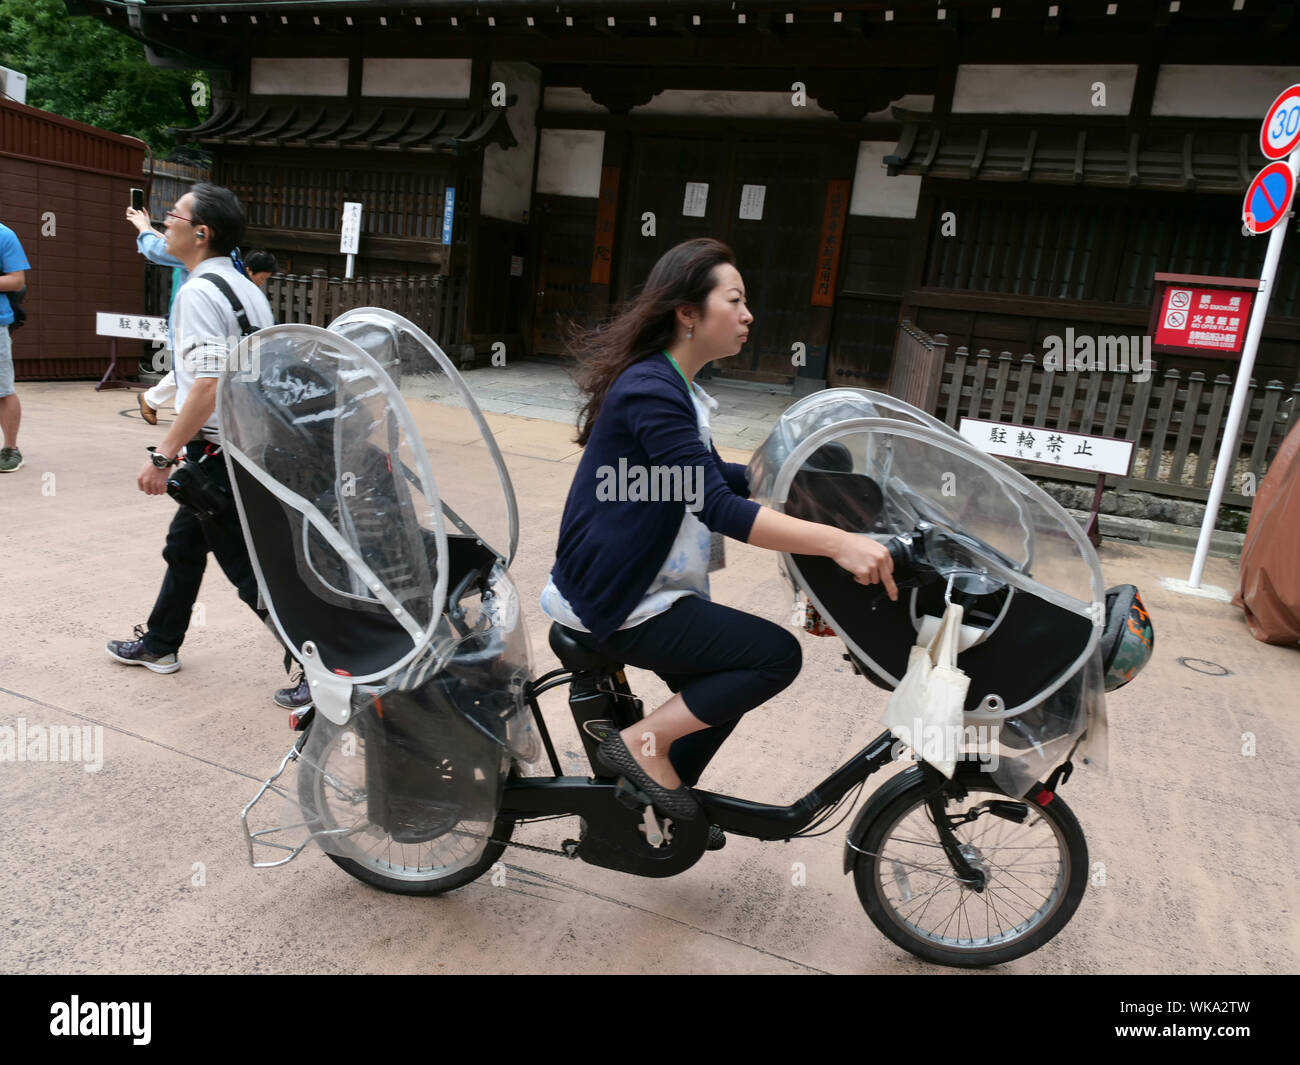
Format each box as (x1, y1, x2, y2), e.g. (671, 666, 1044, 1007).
(297, 721, 515, 896)
(851, 767, 1088, 967)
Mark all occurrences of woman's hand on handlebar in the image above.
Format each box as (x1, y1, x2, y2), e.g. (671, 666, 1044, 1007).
(834, 531, 898, 600)
(746, 508, 896, 599)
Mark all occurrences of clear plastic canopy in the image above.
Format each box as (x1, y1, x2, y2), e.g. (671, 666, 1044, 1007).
(218, 320, 533, 742)
(328, 308, 519, 568)
(748, 389, 1108, 794)
(220, 325, 449, 688)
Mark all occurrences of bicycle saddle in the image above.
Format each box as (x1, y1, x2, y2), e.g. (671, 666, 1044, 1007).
(548, 623, 624, 676)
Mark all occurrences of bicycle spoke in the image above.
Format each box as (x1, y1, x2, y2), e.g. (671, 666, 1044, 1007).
(864, 784, 1075, 954)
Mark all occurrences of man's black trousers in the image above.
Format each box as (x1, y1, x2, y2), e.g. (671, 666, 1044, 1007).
(142, 442, 261, 657)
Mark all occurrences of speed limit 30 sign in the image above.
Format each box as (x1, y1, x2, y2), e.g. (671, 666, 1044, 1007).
(1261, 83, 1300, 160)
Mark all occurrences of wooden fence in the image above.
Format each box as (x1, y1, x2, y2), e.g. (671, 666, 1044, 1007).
(926, 343, 1298, 507)
(263, 270, 465, 352)
(887, 319, 949, 412)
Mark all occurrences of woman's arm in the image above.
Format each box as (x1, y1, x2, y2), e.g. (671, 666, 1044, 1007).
(710, 443, 750, 498)
(748, 507, 898, 600)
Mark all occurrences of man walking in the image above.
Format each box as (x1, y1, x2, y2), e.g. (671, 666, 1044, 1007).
(0, 218, 31, 473)
(106, 184, 309, 712)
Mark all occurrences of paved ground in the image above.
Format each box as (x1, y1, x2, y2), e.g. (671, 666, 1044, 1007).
(0, 374, 1296, 974)
(408, 354, 795, 451)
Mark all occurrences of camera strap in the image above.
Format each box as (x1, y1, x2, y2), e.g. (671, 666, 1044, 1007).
(201, 274, 255, 339)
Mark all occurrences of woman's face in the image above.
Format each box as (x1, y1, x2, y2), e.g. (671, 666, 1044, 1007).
(689, 264, 753, 359)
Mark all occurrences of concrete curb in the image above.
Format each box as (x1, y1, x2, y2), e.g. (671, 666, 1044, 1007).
(1066, 508, 1245, 559)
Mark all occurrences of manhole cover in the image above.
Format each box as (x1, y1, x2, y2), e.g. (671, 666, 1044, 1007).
(1177, 657, 1232, 677)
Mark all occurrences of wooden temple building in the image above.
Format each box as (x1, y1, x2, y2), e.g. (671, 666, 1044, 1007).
(75, 0, 1300, 390)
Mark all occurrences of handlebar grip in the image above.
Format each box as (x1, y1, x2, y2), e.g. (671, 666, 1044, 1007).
(886, 533, 920, 585)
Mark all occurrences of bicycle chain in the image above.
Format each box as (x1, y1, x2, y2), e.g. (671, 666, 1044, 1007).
(488, 836, 576, 858)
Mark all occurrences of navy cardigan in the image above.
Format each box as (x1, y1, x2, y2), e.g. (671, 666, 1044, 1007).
(550, 355, 761, 640)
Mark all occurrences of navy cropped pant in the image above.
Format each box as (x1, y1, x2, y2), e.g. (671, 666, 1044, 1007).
(576, 595, 802, 787)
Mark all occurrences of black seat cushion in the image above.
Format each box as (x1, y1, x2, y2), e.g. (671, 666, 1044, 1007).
(548, 623, 624, 675)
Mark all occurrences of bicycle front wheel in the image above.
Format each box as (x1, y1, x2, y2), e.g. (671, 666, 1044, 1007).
(851, 767, 1088, 967)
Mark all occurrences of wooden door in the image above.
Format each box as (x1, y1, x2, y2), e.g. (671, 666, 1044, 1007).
(529, 196, 597, 355)
(617, 136, 729, 307)
(617, 136, 835, 384)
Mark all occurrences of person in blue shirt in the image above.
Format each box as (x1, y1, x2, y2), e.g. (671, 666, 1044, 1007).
(541, 238, 897, 825)
(0, 220, 32, 473)
(127, 205, 187, 424)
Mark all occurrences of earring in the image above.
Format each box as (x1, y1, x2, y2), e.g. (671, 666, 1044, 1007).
(687, 327, 694, 340)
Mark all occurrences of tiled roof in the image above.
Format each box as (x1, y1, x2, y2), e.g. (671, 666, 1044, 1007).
(176, 100, 516, 153)
(885, 109, 1270, 194)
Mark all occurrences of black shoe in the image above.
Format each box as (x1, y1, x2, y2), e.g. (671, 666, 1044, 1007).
(595, 733, 700, 821)
(706, 826, 726, 851)
(106, 624, 180, 674)
(274, 671, 313, 711)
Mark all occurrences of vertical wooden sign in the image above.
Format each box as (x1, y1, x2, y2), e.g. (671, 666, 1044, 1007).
(811, 178, 850, 307)
(591, 165, 620, 285)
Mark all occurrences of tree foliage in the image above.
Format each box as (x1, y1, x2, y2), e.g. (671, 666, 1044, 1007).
(0, 0, 209, 157)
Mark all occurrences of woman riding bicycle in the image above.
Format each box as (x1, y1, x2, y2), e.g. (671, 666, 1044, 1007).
(541, 238, 897, 822)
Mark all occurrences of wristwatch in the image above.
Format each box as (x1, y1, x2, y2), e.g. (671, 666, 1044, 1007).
(147, 446, 178, 469)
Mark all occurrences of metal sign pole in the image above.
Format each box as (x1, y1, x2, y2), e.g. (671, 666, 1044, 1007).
(1188, 146, 1300, 588)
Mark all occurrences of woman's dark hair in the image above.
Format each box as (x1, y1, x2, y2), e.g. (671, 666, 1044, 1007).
(244, 249, 277, 275)
(187, 183, 247, 257)
(569, 237, 736, 446)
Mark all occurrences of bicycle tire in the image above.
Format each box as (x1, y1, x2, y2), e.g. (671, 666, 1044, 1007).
(851, 766, 1088, 967)
(297, 723, 516, 897)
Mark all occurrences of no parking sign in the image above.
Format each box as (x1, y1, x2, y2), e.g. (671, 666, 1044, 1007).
(1242, 161, 1296, 235)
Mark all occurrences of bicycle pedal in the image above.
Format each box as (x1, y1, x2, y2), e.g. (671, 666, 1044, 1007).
(614, 778, 653, 811)
(637, 805, 673, 848)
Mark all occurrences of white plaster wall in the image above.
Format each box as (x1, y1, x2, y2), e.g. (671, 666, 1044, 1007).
(249, 57, 348, 96)
(953, 65, 1136, 115)
(536, 129, 605, 198)
(868, 94, 934, 120)
(542, 87, 608, 113)
(360, 58, 472, 99)
(1152, 66, 1300, 118)
(632, 89, 836, 118)
(481, 62, 540, 223)
(542, 87, 932, 122)
(851, 141, 921, 219)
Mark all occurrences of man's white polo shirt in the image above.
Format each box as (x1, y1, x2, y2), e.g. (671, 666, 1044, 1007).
(171, 257, 275, 443)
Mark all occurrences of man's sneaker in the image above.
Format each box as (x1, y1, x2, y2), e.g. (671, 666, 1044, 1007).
(0, 448, 22, 473)
(274, 672, 313, 711)
(106, 624, 180, 674)
(138, 393, 158, 425)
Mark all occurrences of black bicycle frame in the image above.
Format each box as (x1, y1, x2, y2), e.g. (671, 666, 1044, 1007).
(501, 669, 899, 841)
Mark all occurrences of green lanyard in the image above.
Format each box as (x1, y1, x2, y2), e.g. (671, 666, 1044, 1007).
(662, 350, 692, 392)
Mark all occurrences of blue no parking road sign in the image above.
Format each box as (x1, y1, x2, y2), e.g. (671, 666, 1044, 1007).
(1242, 161, 1295, 235)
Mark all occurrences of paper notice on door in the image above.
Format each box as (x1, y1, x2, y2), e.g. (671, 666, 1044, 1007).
(683, 182, 709, 218)
(739, 184, 766, 220)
